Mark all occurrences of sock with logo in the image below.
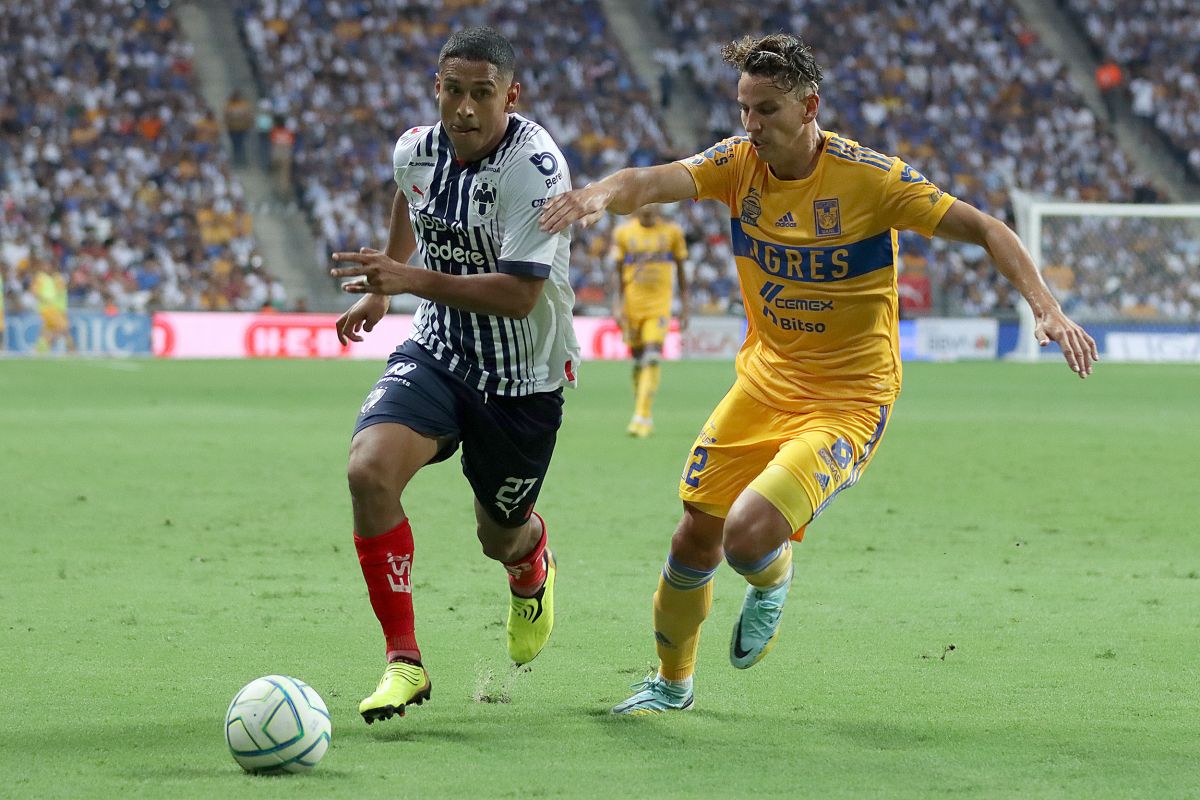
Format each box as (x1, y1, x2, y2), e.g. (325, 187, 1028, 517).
(654, 555, 716, 681)
(634, 362, 661, 421)
(354, 519, 420, 664)
(503, 512, 548, 598)
(727, 542, 793, 589)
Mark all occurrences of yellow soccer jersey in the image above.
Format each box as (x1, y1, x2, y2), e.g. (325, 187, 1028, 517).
(679, 131, 956, 411)
(611, 219, 687, 319)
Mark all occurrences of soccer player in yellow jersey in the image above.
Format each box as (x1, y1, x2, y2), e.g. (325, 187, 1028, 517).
(32, 263, 74, 354)
(541, 33, 1098, 714)
(610, 204, 690, 437)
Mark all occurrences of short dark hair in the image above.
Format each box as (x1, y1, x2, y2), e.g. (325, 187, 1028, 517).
(438, 26, 516, 78)
(720, 33, 823, 95)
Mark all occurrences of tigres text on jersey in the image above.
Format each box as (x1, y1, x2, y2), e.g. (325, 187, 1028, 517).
(679, 131, 956, 411)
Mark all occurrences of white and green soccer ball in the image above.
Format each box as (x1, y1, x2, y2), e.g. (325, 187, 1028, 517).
(225, 675, 331, 774)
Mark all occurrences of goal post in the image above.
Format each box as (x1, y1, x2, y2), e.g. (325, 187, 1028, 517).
(1009, 189, 1200, 361)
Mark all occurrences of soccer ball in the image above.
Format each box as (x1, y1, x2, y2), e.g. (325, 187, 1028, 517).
(225, 675, 331, 774)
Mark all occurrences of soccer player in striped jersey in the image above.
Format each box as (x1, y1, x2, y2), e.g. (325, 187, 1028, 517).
(328, 27, 579, 724)
(541, 33, 1097, 715)
(609, 204, 690, 437)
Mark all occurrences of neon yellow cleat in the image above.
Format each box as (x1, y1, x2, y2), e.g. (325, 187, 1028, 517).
(358, 660, 431, 724)
(507, 550, 556, 665)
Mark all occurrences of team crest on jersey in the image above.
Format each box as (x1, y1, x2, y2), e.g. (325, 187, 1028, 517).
(739, 187, 763, 227)
(360, 388, 386, 414)
(813, 198, 841, 237)
(471, 179, 497, 217)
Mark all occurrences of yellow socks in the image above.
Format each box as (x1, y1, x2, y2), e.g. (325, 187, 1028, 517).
(634, 363, 660, 421)
(654, 556, 716, 681)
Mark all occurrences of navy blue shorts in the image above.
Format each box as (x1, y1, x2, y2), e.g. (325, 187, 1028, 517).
(354, 340, 564, 527)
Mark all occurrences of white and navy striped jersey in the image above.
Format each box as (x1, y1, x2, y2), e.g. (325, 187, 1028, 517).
(394, 114, 579, 396)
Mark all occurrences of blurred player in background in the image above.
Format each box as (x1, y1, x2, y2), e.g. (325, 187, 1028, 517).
(542, 33, 1097, 714)
(32, 261, 74, 354)
(328, 27, 579, 724)
(610, 204, 689, 437)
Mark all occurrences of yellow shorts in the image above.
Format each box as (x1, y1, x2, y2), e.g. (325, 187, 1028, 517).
(623, 313, 668, 351)
(40, 308, 69, 334)
(678, 382, 891, 539)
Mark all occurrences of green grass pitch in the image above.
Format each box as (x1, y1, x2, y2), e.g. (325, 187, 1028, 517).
(1, 357, 1197, 798)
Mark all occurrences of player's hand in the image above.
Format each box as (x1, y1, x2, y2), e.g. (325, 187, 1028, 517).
(539, 184, 612, 233)
(678, 305, 691, 333)
(330, 248, 414, 296)
(334, 293, 390, 345)
(1035, 307, 1098, 378)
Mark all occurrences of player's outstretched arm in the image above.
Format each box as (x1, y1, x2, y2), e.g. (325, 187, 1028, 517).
(934, 200, 1098, 378)
(539, 163, 697, 233)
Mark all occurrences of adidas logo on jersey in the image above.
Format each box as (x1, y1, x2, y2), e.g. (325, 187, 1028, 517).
(775, 211, 797, 228)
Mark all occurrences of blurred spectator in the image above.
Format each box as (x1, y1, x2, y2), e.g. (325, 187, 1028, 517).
(1094, 59, 1123, 121)
(224, 89, 255, 167)
(268, 115, 296, 197)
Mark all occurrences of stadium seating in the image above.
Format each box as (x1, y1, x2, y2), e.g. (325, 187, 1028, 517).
(233, 0, 672, 309)
(653, 0, 1170, 317)
(0, 2, 282, 313)
(1060, 0, 1200, 180)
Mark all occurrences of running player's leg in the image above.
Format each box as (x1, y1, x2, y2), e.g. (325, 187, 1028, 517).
(631, 315, 667, 437)
(349, 344, 461, 722)
(615, 385, 772, 714)
(723, 404, 893, 668)
(611, 503, 722, 715)
(461, 389, 564, 665)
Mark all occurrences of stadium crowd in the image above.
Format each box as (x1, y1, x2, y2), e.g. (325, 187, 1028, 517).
(0, 0, 284, 316)
(3, 0, 1194, 325)
(233, 0, 673, 310)
(1061, 0, 1200, 181)
(649, 0, 1197, 320)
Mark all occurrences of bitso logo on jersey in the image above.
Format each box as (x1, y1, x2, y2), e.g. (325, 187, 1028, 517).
(813, 198, 841, 237)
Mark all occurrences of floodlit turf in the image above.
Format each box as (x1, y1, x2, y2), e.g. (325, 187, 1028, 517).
(1, 357, 1197, 799)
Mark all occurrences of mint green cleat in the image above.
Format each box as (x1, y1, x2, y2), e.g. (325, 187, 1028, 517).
(611, 675, 694, 715)
(730, 565, 793, 669)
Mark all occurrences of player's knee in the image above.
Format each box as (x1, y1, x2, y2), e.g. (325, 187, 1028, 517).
(346, 438, 404, 501)
(642, 346, 662, 367)
(722, 501, 789, 566)
(669, 506, 724, 567)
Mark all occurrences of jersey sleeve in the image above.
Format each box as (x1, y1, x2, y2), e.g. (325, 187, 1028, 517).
(670, 224, 688, 260)
(676, 136, 750, 207)
(496, 144, 571, 278)
(392, 126, 428, 185)
(879, 159, 957, 237)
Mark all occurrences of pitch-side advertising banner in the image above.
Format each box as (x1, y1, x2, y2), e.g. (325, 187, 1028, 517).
(1106, 333, 1200, 362)
(150, 312, 753, 360)
(5, 312, 152, 355)
(913, 317, 999, 361)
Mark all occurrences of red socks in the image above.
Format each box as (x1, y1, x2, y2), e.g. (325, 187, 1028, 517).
(354, 519, 420, 663)
(503, 512, 548, 597)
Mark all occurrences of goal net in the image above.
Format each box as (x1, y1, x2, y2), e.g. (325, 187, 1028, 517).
(1010, 190, 1200, 362)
